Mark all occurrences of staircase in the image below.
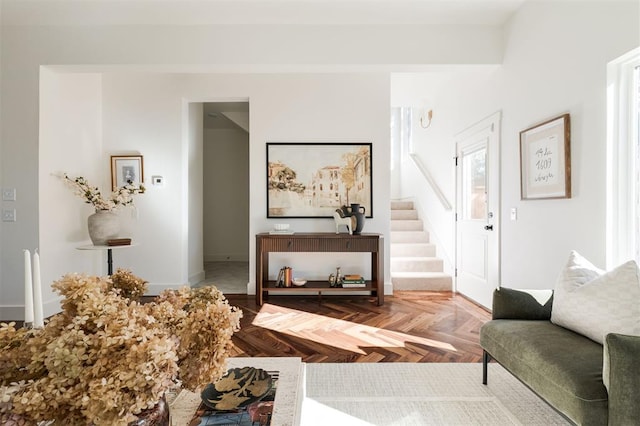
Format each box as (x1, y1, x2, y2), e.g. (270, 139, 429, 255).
(390, 201, 452, 291)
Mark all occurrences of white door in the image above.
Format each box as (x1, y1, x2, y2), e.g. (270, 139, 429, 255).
(455, 112, 501, 309)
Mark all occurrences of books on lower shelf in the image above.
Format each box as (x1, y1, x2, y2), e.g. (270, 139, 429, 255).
(341, 280, 366, 288)
(340, 274, 366, 287)
(343, 274, 362, 281)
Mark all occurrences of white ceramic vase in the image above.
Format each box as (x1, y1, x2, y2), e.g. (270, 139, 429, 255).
(87, 210, 120, 245)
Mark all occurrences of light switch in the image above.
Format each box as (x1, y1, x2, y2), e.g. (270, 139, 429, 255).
(151, 176, 164, 186)
(2, 188, 16, 201)
(510, 207, 517, 221)
(2, 209, 16, 222)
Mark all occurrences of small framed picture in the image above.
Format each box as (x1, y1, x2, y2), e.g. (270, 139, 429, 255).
(520, 114, 571, 200)
(110, 155, 144, 190)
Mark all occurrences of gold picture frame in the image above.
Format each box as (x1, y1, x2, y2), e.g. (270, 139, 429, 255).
(110, 155, 144, 190)
(520, 114, 571, 200)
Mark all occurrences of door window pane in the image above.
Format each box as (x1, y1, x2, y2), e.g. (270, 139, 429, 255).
(462, 147, 487, 220)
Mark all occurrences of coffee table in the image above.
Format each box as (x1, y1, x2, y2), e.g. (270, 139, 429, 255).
(170, 357, 304, 426)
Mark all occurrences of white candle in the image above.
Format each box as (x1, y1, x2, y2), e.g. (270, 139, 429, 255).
(24, 249, 34, 325)
(33, 250, 44, 328)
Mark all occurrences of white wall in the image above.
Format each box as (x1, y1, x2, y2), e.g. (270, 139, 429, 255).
(3, 1, 636, 318)
(0, 15, 496, 319)
(37, 70, 104, 318)
(392, 1, 639, 292)
(203, 127, 249, 262)
(188, 102, 204, 285)
(0, 52, 40, 319)
(115, 72, 391, 293)
(497, 1, 638, 288)
(0, 3, 3, 312)
(1, 70, 391, 319)
(99, 74, 188, 290)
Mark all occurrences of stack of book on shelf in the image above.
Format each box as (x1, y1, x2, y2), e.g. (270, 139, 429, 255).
(341, 274, 366, 288)
(106, 238, 131, 246)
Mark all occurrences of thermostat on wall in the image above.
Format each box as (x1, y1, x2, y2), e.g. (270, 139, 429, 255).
(151, 176, 164, 186)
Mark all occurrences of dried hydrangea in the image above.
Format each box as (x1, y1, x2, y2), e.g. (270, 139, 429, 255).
(0, 381, 30, 425)
(110, 268, 148, 301)
(148, 286, 243, 391)
(0, 324, 36, 384)
(0, 273, 242, 425)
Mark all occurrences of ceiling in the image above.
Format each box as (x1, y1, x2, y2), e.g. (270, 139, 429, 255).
(1, 0, 527, 26)
(203, 102, 249, 131)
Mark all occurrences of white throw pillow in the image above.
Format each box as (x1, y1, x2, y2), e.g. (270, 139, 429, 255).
(551, 251, 640, 344)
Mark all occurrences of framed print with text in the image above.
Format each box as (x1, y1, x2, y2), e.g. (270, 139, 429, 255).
(520, 114, 571, 200)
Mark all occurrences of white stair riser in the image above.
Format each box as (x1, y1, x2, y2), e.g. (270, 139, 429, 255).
(390, 202, 453, 292)
(391, 201, 414, 210)
(391, 220, 424, 231)
(390, 232, 430, 244)
(390, 243, 437, 257)
(391, 258, 443, 272)
(392, 275, 452, 291)
(391, 209, 419, 220)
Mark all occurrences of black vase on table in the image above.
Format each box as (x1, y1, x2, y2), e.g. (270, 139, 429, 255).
(343, 203, 365, 235)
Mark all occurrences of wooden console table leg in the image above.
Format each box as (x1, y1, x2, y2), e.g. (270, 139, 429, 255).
(256, 245, 268, 306)
(372, 241, 384, 306)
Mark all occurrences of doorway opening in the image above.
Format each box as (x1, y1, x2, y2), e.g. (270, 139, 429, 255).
(196, 101, 250, 294)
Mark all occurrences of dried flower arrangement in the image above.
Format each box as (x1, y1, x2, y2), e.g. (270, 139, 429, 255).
(0, 269, 242, 426)
(62, 173, 146, 211)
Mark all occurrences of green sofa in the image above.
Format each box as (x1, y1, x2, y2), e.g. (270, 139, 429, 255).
(480, 287, 640, 425)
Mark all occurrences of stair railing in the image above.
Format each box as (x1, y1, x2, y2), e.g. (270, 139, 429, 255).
(409, 153, 452, 211)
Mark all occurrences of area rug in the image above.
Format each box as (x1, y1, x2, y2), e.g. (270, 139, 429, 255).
(302, 362, 571, 425)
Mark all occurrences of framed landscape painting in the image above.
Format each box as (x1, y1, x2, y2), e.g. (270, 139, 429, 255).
(267, 142, 373, 218)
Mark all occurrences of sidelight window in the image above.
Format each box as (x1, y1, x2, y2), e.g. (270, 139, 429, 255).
(607, 47, 640, 266)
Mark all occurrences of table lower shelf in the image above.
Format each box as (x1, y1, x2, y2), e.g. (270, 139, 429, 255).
(259, 280, 382, 306)
(263, 280, 375, 291)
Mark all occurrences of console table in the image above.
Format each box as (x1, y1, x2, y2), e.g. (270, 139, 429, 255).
(255, 233, 383, 306)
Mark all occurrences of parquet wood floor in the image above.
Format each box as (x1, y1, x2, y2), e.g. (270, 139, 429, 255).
(224, 291, 491, 363)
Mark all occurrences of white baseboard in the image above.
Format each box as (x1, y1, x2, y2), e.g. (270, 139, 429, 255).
(0, 297, 62, 322)
(0, 305, 25, 321)
(384, 281, 393, 295)
(146, 282, 188, 296)
(189, 270, 206, 286)
(204, 253, 249, 262)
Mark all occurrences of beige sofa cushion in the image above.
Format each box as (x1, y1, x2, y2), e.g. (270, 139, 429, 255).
(551, 251, 640, 344)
